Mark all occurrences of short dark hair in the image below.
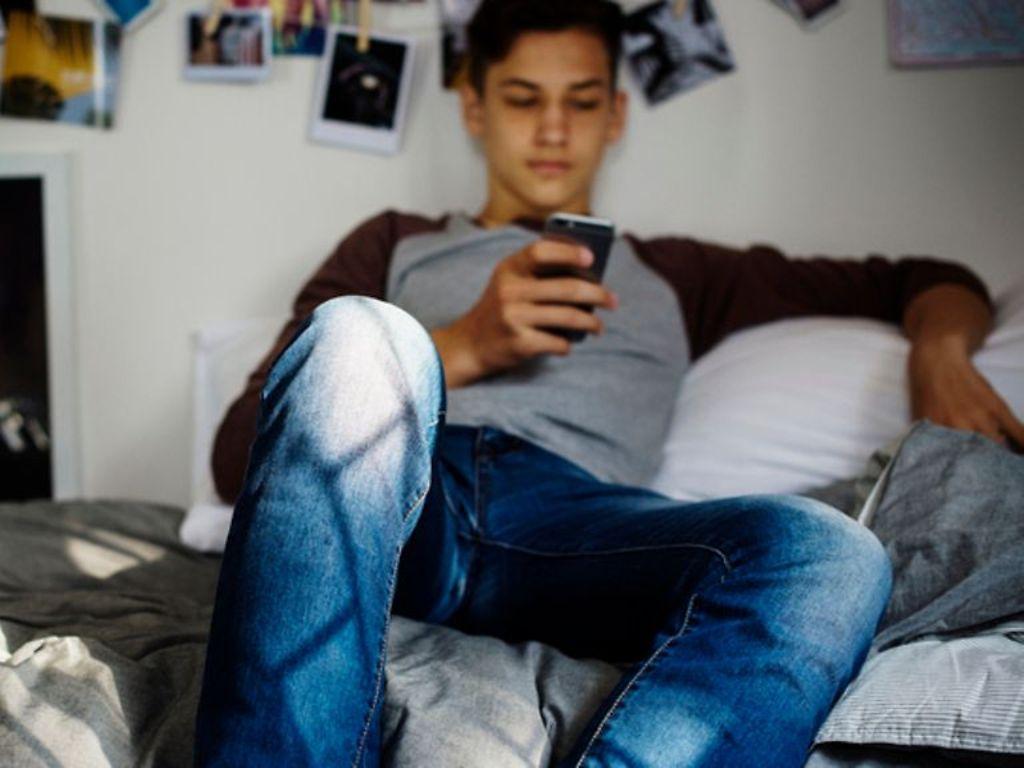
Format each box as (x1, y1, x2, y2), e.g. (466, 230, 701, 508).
(465, 0, 624, 94)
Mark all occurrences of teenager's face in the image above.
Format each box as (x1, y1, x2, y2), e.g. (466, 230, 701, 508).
(460, 28, 627, 217)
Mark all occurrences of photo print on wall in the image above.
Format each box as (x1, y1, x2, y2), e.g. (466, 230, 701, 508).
(889, 0, 1024, 67)
(185, 8, 272, 82)
(622, 0, 735, 106)
(232, 0, 343, 55)
(0, 12, 122, 129)
(310, 26, 414, 155)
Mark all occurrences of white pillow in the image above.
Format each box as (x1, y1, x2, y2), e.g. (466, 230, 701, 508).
(181, 317, 284, 552)
(649, 282, 1024, 501)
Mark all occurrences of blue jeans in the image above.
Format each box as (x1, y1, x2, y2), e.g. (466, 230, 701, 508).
(194, 296, 892, 768)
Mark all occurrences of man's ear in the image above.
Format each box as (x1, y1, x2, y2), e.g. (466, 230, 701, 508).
(606, 88, 628, 145)
(459, 83, 485, 138)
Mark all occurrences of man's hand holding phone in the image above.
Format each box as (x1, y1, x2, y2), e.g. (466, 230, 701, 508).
(430, 237, 618, 389)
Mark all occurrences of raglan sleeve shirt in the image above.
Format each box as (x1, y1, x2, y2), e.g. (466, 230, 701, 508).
(211, 213, 992, 504)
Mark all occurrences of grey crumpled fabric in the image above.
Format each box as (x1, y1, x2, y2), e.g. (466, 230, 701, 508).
(864, 422, 1024, 651)
(807, 420, 1024, 651)
(808, 422, 1024, 766)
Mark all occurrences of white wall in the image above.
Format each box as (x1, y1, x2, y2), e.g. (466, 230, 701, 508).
(2, 0, 1022, 507)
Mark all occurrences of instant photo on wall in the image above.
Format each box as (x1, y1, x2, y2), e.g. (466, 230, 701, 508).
(185, 8, 272, 82)
(309, 26, 414, 155)
(0, 11, 122, 129)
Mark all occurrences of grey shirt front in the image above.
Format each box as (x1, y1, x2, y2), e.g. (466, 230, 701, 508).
(387, 212, 688, 487)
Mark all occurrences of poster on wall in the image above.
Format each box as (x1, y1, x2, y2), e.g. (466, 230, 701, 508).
(0, 12, 122, 129)
(622, 0, 735, 106)
(310, 26, 414, 154)
(0, 177, 52, 501)
(889, 0, 1024, 67)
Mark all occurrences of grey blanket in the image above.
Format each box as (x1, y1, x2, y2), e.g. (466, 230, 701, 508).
(1, 423, 1022, 767)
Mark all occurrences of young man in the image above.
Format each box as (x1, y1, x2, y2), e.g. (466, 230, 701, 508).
(194, 2, 1020, 766)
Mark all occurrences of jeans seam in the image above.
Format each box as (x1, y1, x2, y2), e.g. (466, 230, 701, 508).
(351, 539, 405, 768)
(464, 535, 732, 571)
(401, 483, 431, 525)
(571, 557, 731, 768)
(353, 427, 435, 765)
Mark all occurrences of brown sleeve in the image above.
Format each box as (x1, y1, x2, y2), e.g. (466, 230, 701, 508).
(627, 234, 993, 360)
(210, 209, 442, 504)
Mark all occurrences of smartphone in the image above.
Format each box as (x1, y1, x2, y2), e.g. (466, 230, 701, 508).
(538, 212, 616, 343)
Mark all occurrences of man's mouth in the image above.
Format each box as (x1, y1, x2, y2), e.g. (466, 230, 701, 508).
(527, 160, 571, 177)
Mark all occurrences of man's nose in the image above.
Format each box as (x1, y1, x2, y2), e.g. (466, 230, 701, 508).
(536, 103, 569, 146)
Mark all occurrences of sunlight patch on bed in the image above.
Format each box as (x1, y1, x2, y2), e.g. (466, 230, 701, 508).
(62, 523, 165, 579)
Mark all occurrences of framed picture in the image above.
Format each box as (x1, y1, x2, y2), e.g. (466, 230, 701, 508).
(309, 26, 415, 155)
(0, 153, 81, 501)
(184, 8, 272, 83)
(889, 0, 1024, 67)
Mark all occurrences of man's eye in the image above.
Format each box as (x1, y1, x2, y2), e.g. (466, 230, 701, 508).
(570, 101, 600, 110)
(505, 98, 538, 108)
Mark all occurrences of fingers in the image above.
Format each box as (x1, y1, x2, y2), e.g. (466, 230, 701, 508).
(512, 327, 573, 358)
(974, 374, 1024, 450)
(513, 303, 605, 336)
(511, 239, 592, 275)
(508, 276, 618, 309)
(992, 404, 1024, 452)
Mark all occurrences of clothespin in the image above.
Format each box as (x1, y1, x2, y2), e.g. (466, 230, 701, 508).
(356, 0, 371, 52)
(672, 0, 688, 18)
(204, 0, 229, 36)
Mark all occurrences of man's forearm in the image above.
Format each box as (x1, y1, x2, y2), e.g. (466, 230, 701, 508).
(902, 284, 993, 357)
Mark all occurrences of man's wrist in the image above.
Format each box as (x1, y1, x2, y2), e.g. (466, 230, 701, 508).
(430, 322, 487, 389)
(909, 331, 972, 363)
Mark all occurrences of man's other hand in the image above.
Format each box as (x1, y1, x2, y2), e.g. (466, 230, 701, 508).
(909, 341, 1024, 451)
(430, 238, 618, 389)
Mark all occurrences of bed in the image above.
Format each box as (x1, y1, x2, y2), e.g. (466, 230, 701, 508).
(3, 283, 1023, 767)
